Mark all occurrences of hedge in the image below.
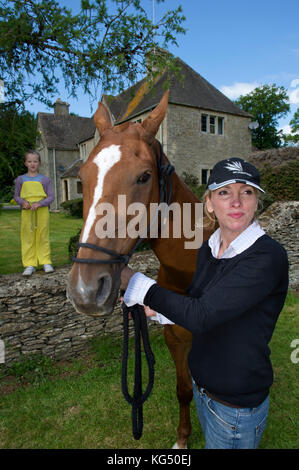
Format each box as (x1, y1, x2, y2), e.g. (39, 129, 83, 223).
(259, 160, 299, 201)
(61, 198, 83, 218)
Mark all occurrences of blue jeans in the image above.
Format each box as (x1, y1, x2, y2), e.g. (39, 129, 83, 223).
(192, 378, 269, 449)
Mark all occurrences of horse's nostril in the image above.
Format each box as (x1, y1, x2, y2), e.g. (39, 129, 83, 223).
(96, 273, 112, 306)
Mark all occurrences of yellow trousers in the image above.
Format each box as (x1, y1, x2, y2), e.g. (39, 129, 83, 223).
(21, 206, 52, 267)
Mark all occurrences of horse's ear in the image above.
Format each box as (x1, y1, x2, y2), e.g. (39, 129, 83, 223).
(141, 90, 169, 143)
(94, 102, 112, 134)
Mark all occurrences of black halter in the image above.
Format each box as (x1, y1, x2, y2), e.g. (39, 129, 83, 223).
(72, 141, 175, 440)
(72, 141, 174, 265)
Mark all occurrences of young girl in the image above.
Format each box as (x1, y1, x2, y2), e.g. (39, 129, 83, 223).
(14, 150, 55, 276)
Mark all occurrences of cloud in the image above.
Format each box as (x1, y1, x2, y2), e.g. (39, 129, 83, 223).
(279, 124, 292, 134)
(290, 79, 299, 88)
(288, 78, 299, 104)
(220, 82, 260, 100)
(289, 89, 299, 104)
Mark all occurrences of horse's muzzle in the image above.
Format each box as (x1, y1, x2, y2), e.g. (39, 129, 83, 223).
(67, 269, 118, 316)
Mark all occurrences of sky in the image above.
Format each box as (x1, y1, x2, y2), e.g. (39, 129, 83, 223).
(23, 0, 299, 134)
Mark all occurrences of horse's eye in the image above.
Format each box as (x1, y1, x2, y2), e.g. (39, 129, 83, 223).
(137, 172, 151, 184)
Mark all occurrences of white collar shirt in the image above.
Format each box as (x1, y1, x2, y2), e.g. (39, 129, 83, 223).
(208, 220, 266, 259)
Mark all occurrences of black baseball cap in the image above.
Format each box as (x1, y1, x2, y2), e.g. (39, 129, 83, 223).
(207, 157, 265, 193)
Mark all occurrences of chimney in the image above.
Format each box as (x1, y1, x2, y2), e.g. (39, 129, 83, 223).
(54, 98, 70, 116)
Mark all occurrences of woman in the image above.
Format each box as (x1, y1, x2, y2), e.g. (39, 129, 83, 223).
(121, 157, 288, 449)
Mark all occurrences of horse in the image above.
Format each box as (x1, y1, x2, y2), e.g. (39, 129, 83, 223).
(67, 91, 213, 449)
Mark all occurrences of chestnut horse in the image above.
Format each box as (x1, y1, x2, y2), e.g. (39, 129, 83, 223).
(67, 91, 212, 449)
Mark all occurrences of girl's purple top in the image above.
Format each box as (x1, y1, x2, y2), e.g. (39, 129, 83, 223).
(14, 174, 55, 207)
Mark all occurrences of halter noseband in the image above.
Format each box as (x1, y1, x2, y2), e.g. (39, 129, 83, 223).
(72, 141, 175, 266)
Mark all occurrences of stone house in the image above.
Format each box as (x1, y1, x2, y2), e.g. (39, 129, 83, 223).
(37, 57, 252, 206)
(102, 57, 252, 185)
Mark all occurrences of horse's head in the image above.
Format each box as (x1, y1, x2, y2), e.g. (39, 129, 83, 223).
(67, 91, 169, 315)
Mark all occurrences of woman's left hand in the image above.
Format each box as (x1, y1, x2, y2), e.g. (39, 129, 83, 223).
(120, 266, 136, 290)
(144, 305, 157, 318)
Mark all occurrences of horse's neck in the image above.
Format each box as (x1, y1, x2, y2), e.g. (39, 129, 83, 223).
(149, 170, 209, 292)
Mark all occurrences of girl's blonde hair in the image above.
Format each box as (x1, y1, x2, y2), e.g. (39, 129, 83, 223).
(24, 150, 41, 163)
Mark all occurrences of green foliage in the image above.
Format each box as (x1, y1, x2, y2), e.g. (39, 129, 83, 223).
(182, 171, 206, 200)
(68, 227, 82, 261)
(61, 198, 83, 218)
(235, 84, 290, 150)
(6, 354, 57, 385)
(0, 103, 37, 201)
(0, 0, 186, 107)
(290, 108, 299, 134)
(259, 160, 299, 201)
(282, 108, 299, 145)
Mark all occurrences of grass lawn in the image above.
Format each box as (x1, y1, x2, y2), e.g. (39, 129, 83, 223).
(0, 293, 298, 449)
(0, 210, 83, 275)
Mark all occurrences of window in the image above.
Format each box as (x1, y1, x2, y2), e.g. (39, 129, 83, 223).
(77, 181, 82, 194)
(200, 113, 224, 135)
(201, 114, 207, 132)
(81, 143, 87, 159)
(218, 117, 224, 135)
(63, 180, 69, 201)
(209, 116, 216, 134)
(201, 169, 209, 185)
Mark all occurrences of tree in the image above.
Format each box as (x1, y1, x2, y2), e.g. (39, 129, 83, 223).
(0, 0, 186, 107)
(0, 103, 37, 201)
(283, 108, 299, 145)
(235, 84, 290, 149)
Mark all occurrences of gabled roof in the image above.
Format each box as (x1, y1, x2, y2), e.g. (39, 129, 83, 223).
(103, 57, 251, 123)
(38, 113, 95, 150)
(61, 159, 83, 178)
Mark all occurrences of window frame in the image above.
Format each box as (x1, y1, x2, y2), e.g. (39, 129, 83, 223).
(201, 114, 208, 133)
(200, 113, 224, 135)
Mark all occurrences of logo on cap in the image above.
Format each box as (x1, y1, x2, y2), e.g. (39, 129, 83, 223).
(224, 161, 252, 177)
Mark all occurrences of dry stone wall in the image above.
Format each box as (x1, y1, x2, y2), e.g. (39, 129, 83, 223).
(0, 251, 160, 367)
(259, 201, 298, 291)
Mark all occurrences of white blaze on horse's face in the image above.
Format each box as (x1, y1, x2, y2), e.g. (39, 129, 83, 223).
(81, 144, 122, 243)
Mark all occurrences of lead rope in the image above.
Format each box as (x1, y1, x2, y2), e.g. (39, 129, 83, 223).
(121, 295, 156, 440)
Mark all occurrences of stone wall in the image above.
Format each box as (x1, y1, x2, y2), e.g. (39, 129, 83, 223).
(0, 251, 160, 367)
(248, 146, 299, 168)
(259, 201, 298, 291)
